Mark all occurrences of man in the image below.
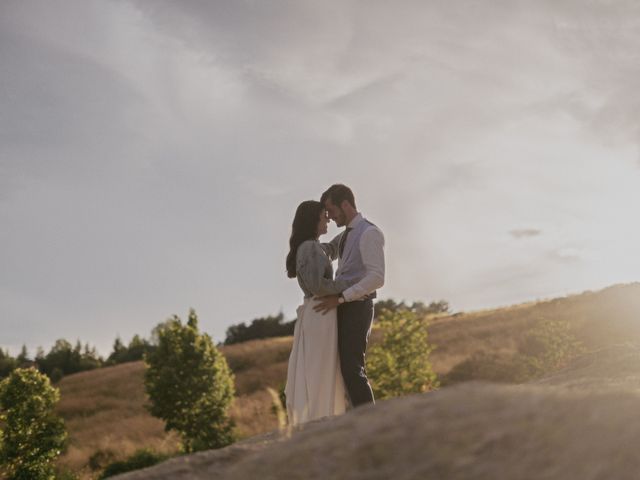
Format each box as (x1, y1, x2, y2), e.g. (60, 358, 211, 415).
(314, 184, 385, 407)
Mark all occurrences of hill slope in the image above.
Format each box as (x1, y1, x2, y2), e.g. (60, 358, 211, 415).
(115, 343, 640, 480)
(55, 282, 640, 476)
(55, 337, 293, 476)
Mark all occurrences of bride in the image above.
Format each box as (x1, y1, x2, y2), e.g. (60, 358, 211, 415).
(284, 200, 350, 426)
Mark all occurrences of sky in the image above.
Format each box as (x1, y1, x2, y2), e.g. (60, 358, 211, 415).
(1, 0, 640, 357)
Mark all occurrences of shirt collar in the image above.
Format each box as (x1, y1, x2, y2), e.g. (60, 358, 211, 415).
(347, 212, 364, 229)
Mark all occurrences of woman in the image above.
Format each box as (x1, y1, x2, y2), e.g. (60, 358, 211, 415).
(284, 200, 350, 426)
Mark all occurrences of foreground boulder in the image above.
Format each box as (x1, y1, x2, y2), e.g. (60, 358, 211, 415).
(116, 344, 640, 480)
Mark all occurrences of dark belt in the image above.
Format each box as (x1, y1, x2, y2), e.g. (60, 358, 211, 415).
(357, 292, 377, 301)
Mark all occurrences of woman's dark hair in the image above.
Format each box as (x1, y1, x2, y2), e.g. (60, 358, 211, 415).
(286, 200, 324, 278)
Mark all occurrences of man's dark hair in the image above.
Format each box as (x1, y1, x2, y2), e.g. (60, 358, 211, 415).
(320, 184, 356, 209)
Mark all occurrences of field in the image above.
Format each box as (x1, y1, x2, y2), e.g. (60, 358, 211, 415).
(54, 283, 640, 478)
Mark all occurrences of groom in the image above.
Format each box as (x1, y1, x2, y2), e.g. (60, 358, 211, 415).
(314, 184, 385, 408)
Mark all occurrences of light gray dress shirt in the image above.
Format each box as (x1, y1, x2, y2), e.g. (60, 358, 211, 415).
(322, 213, 385, 302)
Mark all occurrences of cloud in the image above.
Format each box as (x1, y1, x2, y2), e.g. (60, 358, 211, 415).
(3, 0, 640, 356)
(510, 229, 543, 239)
(547, 246, 587, 264)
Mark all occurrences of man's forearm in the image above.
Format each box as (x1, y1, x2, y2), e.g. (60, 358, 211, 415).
(342, 272, 384, 302)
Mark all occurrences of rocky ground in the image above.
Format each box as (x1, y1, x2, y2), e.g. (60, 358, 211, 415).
(115, 343, 640, 480)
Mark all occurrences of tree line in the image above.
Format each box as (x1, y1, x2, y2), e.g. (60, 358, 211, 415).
(223, 297, 450, 345)
(0, 336, 148, 384)
(0, 297, 450, 384)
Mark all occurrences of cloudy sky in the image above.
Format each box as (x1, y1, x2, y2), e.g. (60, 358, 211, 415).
(2, 0, 639, 357)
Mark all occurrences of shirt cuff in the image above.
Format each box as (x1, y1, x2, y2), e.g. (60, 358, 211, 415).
(342, 287, 359, 302)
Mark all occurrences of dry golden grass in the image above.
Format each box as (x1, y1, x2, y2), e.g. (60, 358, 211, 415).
(222, 336, 291, 396)
(223, 337, 291, 438)
(53, 283, 640, 478)
(55, 337, 294, 478)
(229, 390, 279, 438)
(55, 362, 180, 479)
(426, 282, 640, 375)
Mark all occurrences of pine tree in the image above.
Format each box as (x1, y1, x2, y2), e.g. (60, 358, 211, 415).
(16, 346, 29, 365)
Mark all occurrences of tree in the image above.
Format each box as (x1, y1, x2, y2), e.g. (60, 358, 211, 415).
(79, 343, 102, 372)
(144, 309, 235, 452)
(373, 298, 449, 319)
(126, 335, 152, 362)
(35, 339, 73, 378)
(0, 350, 17, 380)
(223, 312, 294, 345)
(106, 335, 155, 366)
(0, 367, 67, 480)
(367, 309, 439, 400)
(106, 337, 127, 365)
(16, 346, 30, 366)
(35, 339, 102, 380)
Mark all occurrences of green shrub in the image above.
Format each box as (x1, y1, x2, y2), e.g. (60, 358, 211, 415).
(368, 308, 439, 400)
(442, 352, 524, 385)
(0, 368, 67, 480)
(444, 317, 585, 385)
(516, 317, 585, 376)
(144, 309, 236, 453)
(88, 449, 116, 471)
(53, 467, 80, 479)
(99, 449, 169, 479)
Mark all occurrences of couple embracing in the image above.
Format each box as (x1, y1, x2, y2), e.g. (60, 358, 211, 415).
(284, 184, 385, 426)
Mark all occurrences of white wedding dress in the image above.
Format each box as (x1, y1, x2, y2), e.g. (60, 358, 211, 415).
(285, 299, 348, 425)
(285, 240, 350, 426)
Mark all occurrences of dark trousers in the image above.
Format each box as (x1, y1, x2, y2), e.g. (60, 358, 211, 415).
(337, 299, 375, 407)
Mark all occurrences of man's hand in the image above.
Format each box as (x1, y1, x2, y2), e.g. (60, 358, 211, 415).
(313, 294, 341, 315)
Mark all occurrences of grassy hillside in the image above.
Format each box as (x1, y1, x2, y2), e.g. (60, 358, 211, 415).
(426, 282, 640, 375)
(54, 283, 640, 478)
(55, 337, 292, 477)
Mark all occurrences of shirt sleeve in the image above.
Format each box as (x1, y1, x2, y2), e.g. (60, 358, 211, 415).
(342, 227, 385, 302)
(297, 241, 350, 297)
(320, 233, 341, 261)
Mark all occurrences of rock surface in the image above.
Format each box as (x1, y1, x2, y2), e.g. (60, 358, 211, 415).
(115, 344, 640, 480)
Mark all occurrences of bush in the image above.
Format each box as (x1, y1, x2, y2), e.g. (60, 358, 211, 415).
(516, 317, 585, 376)
(368, 309, 439, 400)
(444, 317, 585, 385)
(144, 309, 236, 453)
(53, 467, 80, 480)
(99, 449, 169, 479)
(88, 449, 116, 471)
(0, 368, 67, 480)
(374, 299, 449, 319)
(442, 352, 524, 385)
